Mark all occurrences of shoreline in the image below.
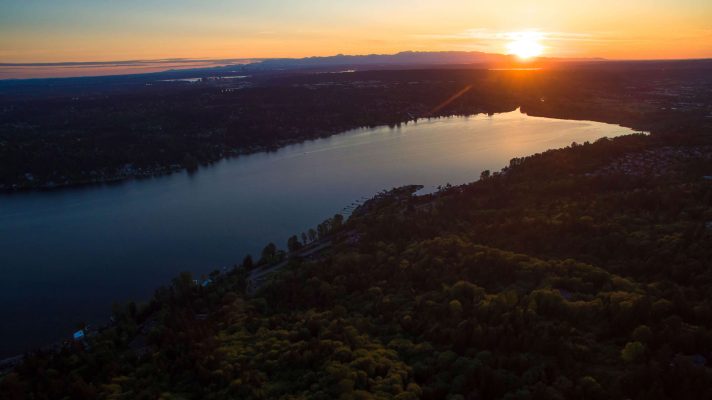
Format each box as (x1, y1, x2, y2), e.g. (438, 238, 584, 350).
(0, 109, 650, 194)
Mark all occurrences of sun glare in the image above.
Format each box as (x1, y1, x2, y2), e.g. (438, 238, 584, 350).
(506, 31, 544, 60)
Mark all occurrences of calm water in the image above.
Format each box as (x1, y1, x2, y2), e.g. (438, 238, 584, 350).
(0, 109, 638, 357)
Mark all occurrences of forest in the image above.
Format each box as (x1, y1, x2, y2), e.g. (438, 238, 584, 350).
(2, 128, 711, 399)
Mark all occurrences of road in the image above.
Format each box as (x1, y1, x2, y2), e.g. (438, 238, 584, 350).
(246, 240, 332, 296)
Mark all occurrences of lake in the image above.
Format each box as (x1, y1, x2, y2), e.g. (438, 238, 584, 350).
(0, 109, 639, 357)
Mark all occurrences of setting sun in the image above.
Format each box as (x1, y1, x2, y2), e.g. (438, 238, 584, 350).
(506, 31, 544, 59)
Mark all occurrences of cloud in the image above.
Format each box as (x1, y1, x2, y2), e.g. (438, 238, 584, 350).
(417, 28, 597, 42)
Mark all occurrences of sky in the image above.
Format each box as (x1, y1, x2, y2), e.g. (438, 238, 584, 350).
(1, 0, 711, 63)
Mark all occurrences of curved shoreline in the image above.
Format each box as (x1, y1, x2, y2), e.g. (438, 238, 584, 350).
(1, 107, 649, 194)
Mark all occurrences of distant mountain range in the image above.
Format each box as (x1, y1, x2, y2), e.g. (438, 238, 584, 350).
(248, 51, 606, 70)
(253, 51, 515, 68)
(1, 51, 609, 80)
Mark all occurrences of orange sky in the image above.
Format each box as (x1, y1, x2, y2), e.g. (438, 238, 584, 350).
(1, 0, 711, 63)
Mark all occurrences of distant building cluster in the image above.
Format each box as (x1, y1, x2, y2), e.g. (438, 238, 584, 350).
(594, 146, 712, 178)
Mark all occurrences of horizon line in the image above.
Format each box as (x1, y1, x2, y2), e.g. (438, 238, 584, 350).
(2, 51, 711, 81)
(4, 49, 712, 67)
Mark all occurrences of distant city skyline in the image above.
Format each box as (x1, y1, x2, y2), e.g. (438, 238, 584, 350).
(1, 0, 711, 63)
